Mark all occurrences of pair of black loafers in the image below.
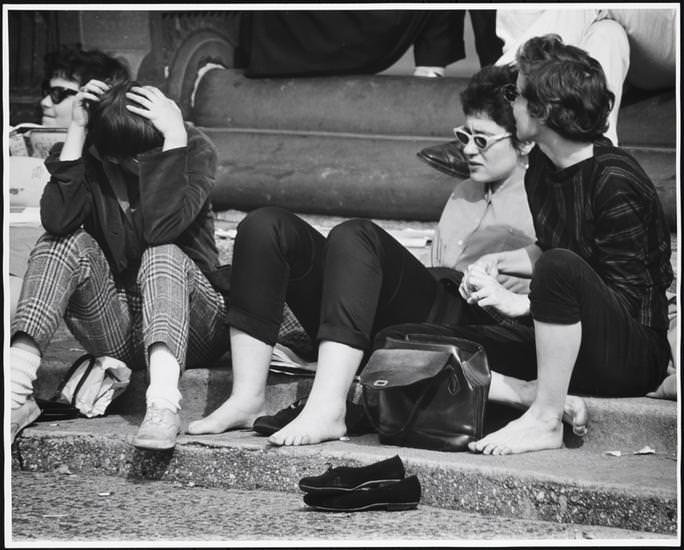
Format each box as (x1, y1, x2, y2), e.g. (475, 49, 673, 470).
(299, 455, 421, 512)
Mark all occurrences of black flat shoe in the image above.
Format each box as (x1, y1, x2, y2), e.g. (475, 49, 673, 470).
(303, 475, 421, 512)
(253, 398, 306, 436)
(299, 454, 405, 493)
(417, 140, 470, 179)
(253, 399, 374, 437)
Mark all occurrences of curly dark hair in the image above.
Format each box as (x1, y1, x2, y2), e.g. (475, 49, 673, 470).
(87, 81, 163, 159)
(44, 46, 130, 87)
(460, 64, 521, 150)
(516, 34, 614, 142)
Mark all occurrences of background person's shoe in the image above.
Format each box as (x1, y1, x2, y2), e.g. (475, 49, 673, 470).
(133, 405, 181, 450)
(417, 140, 470, 179)
(299, 454, 405, 493)
(303, 475, 421, 512)
(11, 396, 41, 444)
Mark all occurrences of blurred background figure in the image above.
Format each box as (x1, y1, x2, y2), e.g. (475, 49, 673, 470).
(9, 46, 129, 319)
(234, 10, 502, 78)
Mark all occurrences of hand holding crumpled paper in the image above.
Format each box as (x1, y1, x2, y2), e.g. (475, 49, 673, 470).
(58, 355, 132, 417)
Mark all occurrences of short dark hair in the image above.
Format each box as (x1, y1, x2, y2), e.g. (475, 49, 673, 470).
(516, 34, 614, 142)
(87, 81, 164, 159)
(44, 46, 130, 86)
(460, 64, 521, 149)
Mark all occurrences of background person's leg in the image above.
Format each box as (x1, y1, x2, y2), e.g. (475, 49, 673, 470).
(580, 18, 630, 145)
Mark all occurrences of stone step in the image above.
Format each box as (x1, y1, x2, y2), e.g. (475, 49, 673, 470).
(13, 412, 677, 535)
(193, 69, 676, 148)
(19, 322, 677, 534)
(32, 325, 677, 446)
(34, 361, 678, 458)
(205, 129, 676, 229)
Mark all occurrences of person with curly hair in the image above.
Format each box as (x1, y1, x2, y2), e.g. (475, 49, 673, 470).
(458, 35, 673, 454)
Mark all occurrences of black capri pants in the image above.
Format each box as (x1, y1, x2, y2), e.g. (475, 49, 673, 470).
(228, 208, 668, 396)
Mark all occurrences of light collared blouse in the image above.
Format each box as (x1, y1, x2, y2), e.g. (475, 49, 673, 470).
(431, 163, 535, 272)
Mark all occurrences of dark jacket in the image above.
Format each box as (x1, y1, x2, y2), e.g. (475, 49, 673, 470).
(41, 123, 229, 292)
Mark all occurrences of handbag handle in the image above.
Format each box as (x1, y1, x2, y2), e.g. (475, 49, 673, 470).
(361, 364, 454, 439)
(52, 354, 97, 406)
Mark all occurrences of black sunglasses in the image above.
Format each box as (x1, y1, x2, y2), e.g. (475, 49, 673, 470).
(42, 84, 78, 104)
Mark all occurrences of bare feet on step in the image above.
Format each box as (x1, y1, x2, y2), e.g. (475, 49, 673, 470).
(268, 404, 346, 446)
(468, 406, 564, 455)
(512, 379, 588, 436)
(187, 397, 266, 435)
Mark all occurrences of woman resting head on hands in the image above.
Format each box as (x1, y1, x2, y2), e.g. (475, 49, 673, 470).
(11, 80, 228, 451)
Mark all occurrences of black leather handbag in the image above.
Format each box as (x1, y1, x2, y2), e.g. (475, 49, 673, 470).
(359, 334, 491, 452)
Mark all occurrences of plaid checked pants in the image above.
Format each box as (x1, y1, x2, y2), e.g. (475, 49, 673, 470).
(11, 230, 229, 370)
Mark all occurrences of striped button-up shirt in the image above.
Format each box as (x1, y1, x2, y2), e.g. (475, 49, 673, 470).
(525, 141, 673, 331)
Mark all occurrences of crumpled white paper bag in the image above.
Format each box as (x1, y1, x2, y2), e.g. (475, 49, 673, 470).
(58, 356, 132, 417)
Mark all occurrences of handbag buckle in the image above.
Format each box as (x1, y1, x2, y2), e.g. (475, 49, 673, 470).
(447, 365, 461, 395)
(373, 379, 389, 387)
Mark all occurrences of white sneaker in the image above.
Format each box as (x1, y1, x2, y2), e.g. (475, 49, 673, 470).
(133, 405, 181, 450)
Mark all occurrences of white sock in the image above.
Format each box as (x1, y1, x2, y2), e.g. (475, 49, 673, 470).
(11, 347, 41, 408)
(146, 344, 182, 412)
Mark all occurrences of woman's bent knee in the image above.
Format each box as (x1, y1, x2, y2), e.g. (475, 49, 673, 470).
(32, 229, 97, 257)
(326, 219, 383, 255)
(138, 244, 192, 283)
(533, 249, 584, 285)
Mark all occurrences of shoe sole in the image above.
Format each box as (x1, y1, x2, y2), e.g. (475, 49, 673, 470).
(299, 478, 403, 493)
(132, 437, 177, 450)
(306, 501, 419, 512)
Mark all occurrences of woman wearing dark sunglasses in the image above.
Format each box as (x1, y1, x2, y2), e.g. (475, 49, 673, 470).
(186, 64, 566, 445)
(10, 48, 130, 319)
(39, 47, 129, 128)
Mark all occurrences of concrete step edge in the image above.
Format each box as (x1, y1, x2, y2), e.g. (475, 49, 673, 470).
(12, 427, 676, 534)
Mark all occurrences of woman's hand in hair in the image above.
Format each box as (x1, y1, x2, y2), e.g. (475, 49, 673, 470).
(59, 79, 109, 161)
(126, 86, 187, 150)
(72, 79, 110, 128)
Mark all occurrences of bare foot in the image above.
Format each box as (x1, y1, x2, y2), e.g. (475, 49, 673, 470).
(563, 394, 588, 436)
(268, 405, 346, 446)
(512, 380, 588, 436)
(187, 398, 266, 435)
(468, 407, 563, 455)
(646, 373, 677, 400)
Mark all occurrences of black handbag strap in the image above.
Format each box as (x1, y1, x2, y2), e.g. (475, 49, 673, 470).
(361, 364, 453, 439)
(52, 354, 97, 406)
